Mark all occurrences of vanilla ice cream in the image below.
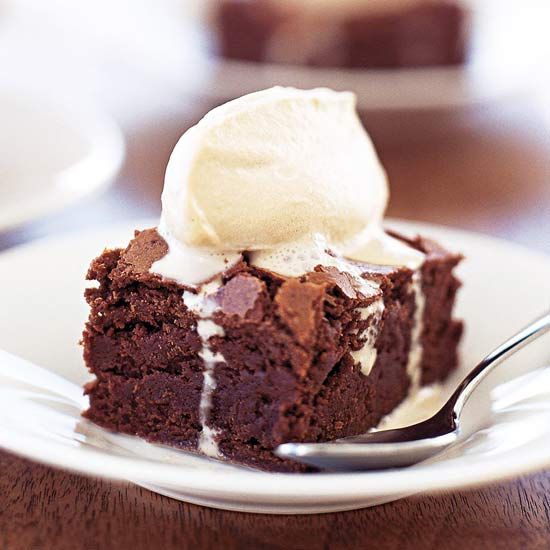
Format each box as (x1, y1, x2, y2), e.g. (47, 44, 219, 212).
(160, 87, 388, 250)
(153, 86, 423, 285)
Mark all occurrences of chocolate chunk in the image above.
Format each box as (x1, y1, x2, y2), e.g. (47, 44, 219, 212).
(122, 229, 168, 273)
(218, 273, 266, 320)
(274, 279, 325, 348)
(306, 266, 359, 299)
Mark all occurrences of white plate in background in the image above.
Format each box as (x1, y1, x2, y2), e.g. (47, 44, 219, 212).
(0, 219, 549, 514)
(0, 89, 124, 232)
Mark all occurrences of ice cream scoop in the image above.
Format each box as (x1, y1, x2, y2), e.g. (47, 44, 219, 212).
(160, 87, 389, 251)
(153, 86, 423, 285)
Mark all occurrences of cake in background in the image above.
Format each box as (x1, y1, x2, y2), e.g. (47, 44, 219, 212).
(82, 87, 463, 472)
(213, 0, 469, 68)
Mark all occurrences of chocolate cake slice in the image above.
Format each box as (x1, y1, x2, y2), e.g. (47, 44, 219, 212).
(82, 228, 462, 472)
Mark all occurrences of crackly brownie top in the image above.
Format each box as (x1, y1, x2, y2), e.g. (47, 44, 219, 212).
(89, 226, 458, 286)
(88, 227, 403, 294)
(86, 227, 387, 359)
(86, 226, 459, 351)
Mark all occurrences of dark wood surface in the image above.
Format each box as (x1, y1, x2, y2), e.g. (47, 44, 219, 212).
(1, 96, 550, 549)
(1, 451, 549, 550)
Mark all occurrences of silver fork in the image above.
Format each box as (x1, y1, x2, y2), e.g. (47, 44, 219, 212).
(276, 310, 550, 471)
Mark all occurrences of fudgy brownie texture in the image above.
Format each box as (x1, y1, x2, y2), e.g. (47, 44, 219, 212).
(83, 229, 462, 472)
(215, 0, 468, 68)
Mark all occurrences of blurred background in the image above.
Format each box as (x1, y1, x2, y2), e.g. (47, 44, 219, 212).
(1, 0, 549, 253)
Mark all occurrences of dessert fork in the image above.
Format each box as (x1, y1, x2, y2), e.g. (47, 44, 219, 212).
(276, 310, 550, 470)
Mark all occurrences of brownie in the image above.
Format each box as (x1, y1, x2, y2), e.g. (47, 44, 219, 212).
(214, 0, 469, 68)
(82, 228, 462, 472)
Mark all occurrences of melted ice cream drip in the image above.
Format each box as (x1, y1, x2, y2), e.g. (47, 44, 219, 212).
(353, 270, 426, 381)
(406, 272, 426, 391)
(151, 221, 241, 288)
(250, 233, 381, 298)
(374, 384, 443, 431)
(182, 280, 225, 457)
(351, 299, 385, 376)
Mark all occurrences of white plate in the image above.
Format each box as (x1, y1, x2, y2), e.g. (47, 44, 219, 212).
(0, 219, 549, 514)
(0, 89, 124, 232)
(192, 0, 550, 110)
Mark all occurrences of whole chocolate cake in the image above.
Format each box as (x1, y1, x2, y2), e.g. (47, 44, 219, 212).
(214, 0, 469, 68)
(82, 87, 463, 472)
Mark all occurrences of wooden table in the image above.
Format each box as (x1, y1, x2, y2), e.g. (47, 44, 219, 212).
(1, 96, 550, 549)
